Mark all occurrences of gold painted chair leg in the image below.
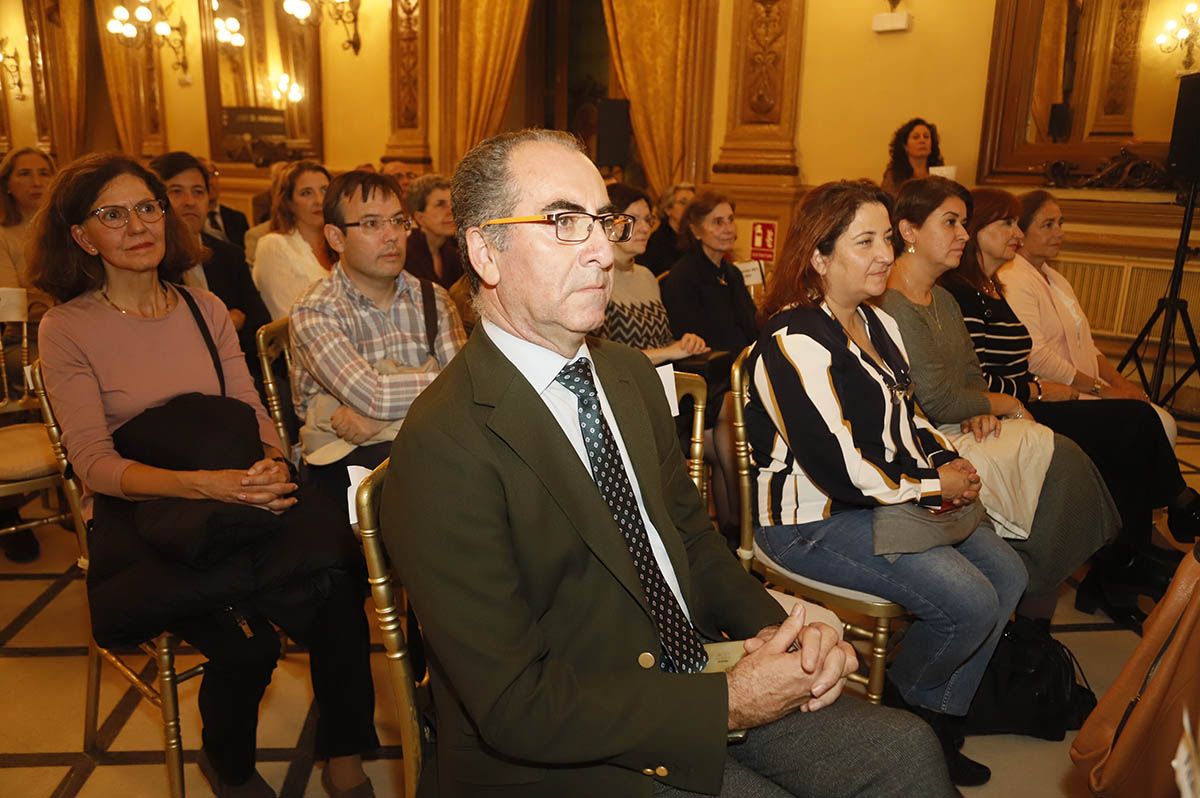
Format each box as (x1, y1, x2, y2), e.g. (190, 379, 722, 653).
(83, 640, 102, 754)
(865, 616, 891, 705)
(156, 634, 187, 798)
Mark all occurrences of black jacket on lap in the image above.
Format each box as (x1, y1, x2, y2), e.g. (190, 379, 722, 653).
(87, 392, 362, 647)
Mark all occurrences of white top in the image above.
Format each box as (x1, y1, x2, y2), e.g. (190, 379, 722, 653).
(481, 319, 692, 620)
(0, 219, 32, 290)
(997, 253, 1100, 385)
(251, 228, 329, 320)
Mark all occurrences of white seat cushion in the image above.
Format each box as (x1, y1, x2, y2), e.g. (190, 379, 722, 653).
(754, 541, 893, 605)
(0, 423, 57, 481)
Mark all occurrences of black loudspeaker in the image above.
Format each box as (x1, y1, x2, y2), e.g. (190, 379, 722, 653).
(1168, 72, 1200, 180)
(595, 99, 632, 167)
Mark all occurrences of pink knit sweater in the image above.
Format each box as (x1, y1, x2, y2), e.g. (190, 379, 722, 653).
(38, 286, 281, 507)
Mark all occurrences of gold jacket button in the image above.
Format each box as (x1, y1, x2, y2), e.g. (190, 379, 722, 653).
(655, 765, 669, 777)
(642, 767, 655, 776)
(637, 652, 655, 669)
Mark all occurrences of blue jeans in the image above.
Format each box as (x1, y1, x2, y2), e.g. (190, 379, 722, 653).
(757, 510, 1027, 716)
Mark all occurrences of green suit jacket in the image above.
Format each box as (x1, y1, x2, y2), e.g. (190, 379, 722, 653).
(381, 326, 786, 797)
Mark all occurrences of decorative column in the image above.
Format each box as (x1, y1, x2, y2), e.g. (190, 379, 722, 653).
(707, 0, 806, 271)
(385, 0, 433, 172)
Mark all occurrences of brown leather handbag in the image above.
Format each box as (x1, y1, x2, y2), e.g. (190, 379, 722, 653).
(1070, 543, 1200, 797)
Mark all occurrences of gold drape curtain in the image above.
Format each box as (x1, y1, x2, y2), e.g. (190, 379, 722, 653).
(93, 1, 142, 155)
(602, 0, 697, 197)
(451, 0, 534, 165)
(43, 0, 87, 161)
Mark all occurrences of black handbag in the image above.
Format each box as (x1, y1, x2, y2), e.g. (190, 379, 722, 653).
(963, 617, 1097, 740)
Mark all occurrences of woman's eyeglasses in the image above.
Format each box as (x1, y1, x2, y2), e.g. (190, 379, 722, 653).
(87, 200, 167, 229)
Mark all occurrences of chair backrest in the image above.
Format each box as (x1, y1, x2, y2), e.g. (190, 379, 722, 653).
(255, 316, 294, 456)
(0, 287, 34, 410)
(29, 360, 91, 562)
(673, 370, 707, 503)
(355, 459, 422, 798)
(729, 346, 757, 572)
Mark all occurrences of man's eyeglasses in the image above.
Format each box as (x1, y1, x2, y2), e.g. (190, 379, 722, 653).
(341, 214, 414, 235)
(87, 200, 167, 229)
(481, 211, 636, 243)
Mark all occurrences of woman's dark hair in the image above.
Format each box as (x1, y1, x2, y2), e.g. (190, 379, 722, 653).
(1017, 189, 1057, 233)
(890, 176, 973, 256)
(270, 160, 331, 233)
(884, 117, 944, 187)
(606, 182, 651, 214)
(1, 147, 56, 227)
(760, 180, 893, 322)
(681, 191, 734, 249)
(29, 152, 201, 303)
(941, 188, 1021, 295)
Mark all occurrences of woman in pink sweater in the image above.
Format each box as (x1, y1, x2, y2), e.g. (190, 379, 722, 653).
(32, 154, 378, 798)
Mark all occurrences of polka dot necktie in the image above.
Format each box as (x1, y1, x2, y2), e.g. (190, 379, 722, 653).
(555, 358, 708, 674)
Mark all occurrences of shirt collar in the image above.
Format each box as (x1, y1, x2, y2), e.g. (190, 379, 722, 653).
(481, 319, 590, 395)
(332, 263, 415, 309)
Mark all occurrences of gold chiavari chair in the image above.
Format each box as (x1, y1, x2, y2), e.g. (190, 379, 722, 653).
(355, 459, 425, 798)
(255, 316, 295, 460)
(730, 347, 908, 704)
(31, 361, 200, 798)
(0, 289, 73, 543)
(674, 370, 708, 506)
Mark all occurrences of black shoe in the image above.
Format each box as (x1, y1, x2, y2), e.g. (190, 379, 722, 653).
(926, 711, 990, 786)
(884, 678, 966, 751)
(1, 529, 40, 564)
(1168, 489, 1200, 542)
(1074, 571, 1147, 633)
(196, 749, 275, 798)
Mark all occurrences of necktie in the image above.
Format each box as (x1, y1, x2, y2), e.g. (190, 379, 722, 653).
(207, 210, 227, 240)
(555, 358, 708, 673)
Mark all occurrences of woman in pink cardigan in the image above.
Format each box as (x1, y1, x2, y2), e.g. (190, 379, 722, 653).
(31, 154, 378, 798)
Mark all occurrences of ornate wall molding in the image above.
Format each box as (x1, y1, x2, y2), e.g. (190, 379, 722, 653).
(386, 0, 432, 167)
(711, 0, 802, 177)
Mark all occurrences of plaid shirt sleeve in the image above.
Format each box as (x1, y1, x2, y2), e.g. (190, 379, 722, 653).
(291, 281, 467, 421)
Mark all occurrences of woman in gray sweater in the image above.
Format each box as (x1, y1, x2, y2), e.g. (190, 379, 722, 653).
(881, 177, 1118, 626)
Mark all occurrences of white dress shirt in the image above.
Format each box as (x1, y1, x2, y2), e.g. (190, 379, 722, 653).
(251, 228, 329, 320)
(482, 319, 693, 619)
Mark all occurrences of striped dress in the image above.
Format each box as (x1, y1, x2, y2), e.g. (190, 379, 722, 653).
(943, 283, 1037, 402)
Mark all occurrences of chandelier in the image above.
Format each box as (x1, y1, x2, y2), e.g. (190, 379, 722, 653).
(1156, 3, 1197, 71)
(104, 1, 190, 83)
(282, 0, 362, 55)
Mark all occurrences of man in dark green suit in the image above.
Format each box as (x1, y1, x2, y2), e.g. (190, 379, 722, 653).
(381, 129, 953, 797)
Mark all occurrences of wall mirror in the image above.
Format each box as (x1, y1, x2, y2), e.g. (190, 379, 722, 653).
(979, 0, 1185, 187)
(199, 0, 322, 164)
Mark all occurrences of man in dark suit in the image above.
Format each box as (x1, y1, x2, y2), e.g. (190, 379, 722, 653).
(380, 129, 953, 798)
(150, 152, 271, 382)
(198, 157, 250, 249)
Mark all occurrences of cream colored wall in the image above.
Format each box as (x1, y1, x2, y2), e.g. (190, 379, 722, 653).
(1135, 0, 1189, 142)
(160, 0, 210, 156)
(0, 4, 38, 150)
(792, 0, 997, 187)
(320, 0, 392, 169)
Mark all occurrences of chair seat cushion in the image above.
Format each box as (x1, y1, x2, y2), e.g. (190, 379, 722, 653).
(0, 423, 56, 481)
(754, 541, 895, 605)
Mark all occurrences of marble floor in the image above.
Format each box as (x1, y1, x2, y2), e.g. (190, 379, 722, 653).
(1, 432, 1197, 797)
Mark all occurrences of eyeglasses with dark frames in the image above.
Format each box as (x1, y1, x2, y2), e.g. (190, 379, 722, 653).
(87, 199, 167, 229)
(341, 214, 414, 235)
(481, 211, 636, 243)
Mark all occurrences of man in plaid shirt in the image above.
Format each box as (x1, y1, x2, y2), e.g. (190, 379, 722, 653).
(290, 170, 466, 502)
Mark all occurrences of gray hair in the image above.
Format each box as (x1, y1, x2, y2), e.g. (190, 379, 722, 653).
(451, 128, 584, 293)
(657, 181, 697, 217)
(406, 173, 451, 215)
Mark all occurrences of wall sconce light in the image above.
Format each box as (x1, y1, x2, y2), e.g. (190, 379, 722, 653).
(272, 73, 305, 105)
(1156, 3, 1197, 71)
(213, 15, 246, 49)
(0, 38, 25, 100)
(104, 1, 191, 85)
(282, 0, 362, 55)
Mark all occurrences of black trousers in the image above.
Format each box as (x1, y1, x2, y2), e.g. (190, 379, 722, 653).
(304, 442, 392, 509)
(1031, 398, 1184, 543)
(170, 572, 379, 784)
